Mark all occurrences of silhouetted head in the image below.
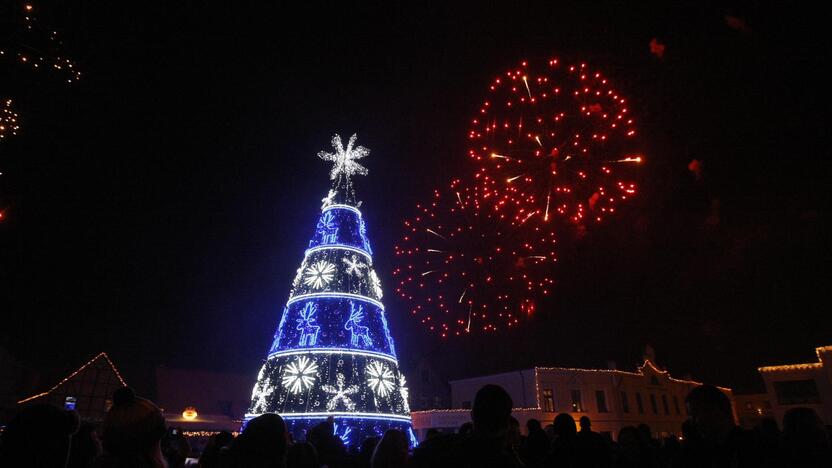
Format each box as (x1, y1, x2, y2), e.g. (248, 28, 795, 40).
(782, 407, 829, 450)
(371, 429, 409, 468)
(236, 413, 288, 459)
(685, 385, 733, 440)
(471, 384, 513, 436)
(67, 421, 102, 468)
(458, 422, 474, 436)
(579, 416, 591, 431)
(0, 403, 79, 467)
(552, 414, 577, 438)
(527, 418, 542, 433)
(286, 441, 319, 468)
(101, 387, 166, 457)
(617, 426, 640, 453)
(360, 436, 380, 455)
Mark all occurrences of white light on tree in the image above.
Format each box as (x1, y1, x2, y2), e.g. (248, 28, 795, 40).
(304, 260, 336, 289)
(367, 361, 395, 397)
(318, 134, 369, 180)
(281, 356, 319, 394)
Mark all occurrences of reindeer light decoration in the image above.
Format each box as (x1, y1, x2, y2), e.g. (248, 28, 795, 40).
(344, 302, 372, 347)
(296, 303, 321, 346)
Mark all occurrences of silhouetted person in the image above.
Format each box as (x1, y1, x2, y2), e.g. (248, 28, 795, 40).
(676, 384, 769, 468)
(370, 429, 409, 468)
(507, 416, 522, 456)
(199, 431, 233, 468)
(67, 421, 102, 468)
(412, 384, 521, 468)
(613, 426, 655, 468)
(543, 413, 579, 468)
(521, 418, 550, 467)
(458, 422, 474, 436)
(220, 413, 287, 468)
(306, 417, 347, 468)
(287, 441, 319, 468)
(577, 416, 609, 468)
(780, 407, 831, 467)
(161, 428, 190, 468)
(425, 428, 441, 441)
(354, 436, 380, 468)
(0, 403, 80, 468)
(92, 387, 167, 468)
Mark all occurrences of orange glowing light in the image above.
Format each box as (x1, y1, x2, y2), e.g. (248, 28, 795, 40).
(182, 407, 198, 420)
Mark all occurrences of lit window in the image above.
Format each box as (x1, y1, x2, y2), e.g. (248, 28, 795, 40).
(543, 389, 555, 412)
(571, 390, 584, 412)
(773, 380, 821, 405)
(596, 390, 608, 413)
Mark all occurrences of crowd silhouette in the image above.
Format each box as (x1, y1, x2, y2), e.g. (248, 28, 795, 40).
(1, 384, 830, 468)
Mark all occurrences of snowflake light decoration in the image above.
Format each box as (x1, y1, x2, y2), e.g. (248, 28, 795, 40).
(333, 423, 353, 446)
(304, 260, 336, 289)
(366, 361, 395, 398)
(291, 263, 305, 289)
(318, 134, 370, 180)
(322, 373, 359, 411)
(281, 356, 319, 394)
(399, 374, 411, 413)
(342, 254, 367, 276)
(369, 270, 383, 299)
(317, 212, 336, 232)
(321, 189, 337, 209)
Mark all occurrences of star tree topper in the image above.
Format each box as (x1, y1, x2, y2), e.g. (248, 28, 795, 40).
(318, 134, 369, 180)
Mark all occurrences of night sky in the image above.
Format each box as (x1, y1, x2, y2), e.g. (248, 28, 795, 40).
(2, 2, 830, 397)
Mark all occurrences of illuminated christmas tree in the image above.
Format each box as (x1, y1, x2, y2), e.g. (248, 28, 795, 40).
(246, 134, 414, 447)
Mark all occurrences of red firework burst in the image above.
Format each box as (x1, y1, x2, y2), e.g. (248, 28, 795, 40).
(469, 57, 641, 231)
(393, 178, 556, 337)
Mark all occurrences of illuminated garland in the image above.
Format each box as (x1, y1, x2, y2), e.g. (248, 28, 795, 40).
(17, 352, 127, 404)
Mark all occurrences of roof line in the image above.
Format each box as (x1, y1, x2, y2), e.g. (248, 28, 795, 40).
(448, 360, 731, 391)
(17, 352, 127, 404)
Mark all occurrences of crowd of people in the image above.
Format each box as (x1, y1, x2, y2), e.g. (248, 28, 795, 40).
(1, 384, 829, 467)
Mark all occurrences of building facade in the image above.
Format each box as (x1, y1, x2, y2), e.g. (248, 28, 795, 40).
(16, 352, 127, 422)
(411, 360, 733, 441)
(733, 393, 773, 429)
(758, 345, 832, 426)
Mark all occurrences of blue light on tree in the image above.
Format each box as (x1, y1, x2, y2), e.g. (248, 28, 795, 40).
(246, 134, 413, 447)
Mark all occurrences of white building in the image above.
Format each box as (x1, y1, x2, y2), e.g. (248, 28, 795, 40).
(411, 360, 733, 441)
(758, 345, 832, 426)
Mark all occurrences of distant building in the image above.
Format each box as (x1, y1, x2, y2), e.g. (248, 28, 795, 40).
(403, 356, 451, 411)
(758, 345, 832, 425)
(733, 393, 773, 429)
(411, 360, 733, 441)
(16, 352, 127, 422)
(155, 367, 252, 434)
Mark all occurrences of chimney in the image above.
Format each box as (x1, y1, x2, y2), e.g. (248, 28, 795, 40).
(643, 344, 657, 364)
